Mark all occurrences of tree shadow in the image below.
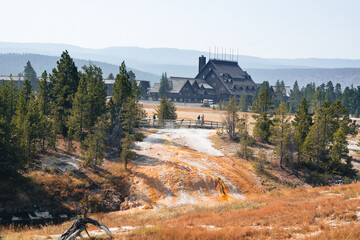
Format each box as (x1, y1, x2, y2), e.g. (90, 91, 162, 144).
(0, 173, 73, 227)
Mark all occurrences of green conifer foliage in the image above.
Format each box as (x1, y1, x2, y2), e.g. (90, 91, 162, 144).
(156, 96, 177, 120)
(113, 61, 133, 110)
(82, 117, 108, 170)
(238, 115, 255, 160)
(51, 50, 80, 138)
(293, 98, 312, 163)
(289, 81, 301, 113)
(253, 88, 274, 143)
(158, 72, 169, 98)
(23, 60, 37, 89)
(225, 96, 239, 140)
(270, 102, 292, 167)
(240, 92, 248, 112)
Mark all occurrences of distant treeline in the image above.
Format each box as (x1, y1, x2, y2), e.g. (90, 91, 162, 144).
(0, 53, 159, 82)
(244, 80, 360, 117)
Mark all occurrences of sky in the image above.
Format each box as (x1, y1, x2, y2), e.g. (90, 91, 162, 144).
(1, 0, 359, 59)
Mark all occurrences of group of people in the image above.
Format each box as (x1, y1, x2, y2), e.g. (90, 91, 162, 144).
(197, 114, 205, 125)
(151, 113, 205, 126)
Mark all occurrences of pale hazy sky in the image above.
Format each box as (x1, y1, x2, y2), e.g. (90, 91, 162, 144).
(1, 0, 359, 59)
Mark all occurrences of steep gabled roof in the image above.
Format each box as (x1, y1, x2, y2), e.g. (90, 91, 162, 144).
(208, 60, 247, 79)
(195, 59, 259, 95)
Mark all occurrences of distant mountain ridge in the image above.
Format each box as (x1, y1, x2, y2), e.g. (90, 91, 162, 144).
(0, 53, 160, 82)
(0, 42, 360, 87)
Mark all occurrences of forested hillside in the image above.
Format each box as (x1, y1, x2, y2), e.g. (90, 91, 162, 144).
(0, 53, 159, 82)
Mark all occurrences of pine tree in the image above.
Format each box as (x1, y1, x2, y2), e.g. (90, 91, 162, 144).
(121, 133, 136, 170)
(158, 72, 169, 98)
(0, 80, 23, 175)
(252, 81, 270, 103)
(224, 96, 239, 140)
(121, 97, 141, 134)
(113, 62, 134, 110)
(289, 81, 301, 113)
(293, 98, 312, 163)
(273, 80, 286, 108)
(253, 88, 274, 143)
(325, 81, 335, 104)
(253, 113, 272, 143)
(303, 83, 315, 105)
(252, 88, 273, 113)
(38, 71, 50, 115)
(330, 126, 349, 172)
(82, 116, 108, 170)
(51, 50, 80, 138)
(107, 73, 114, 80)
(23, 60, 37, 89)
(335, 83, 342, 101)
(301, 100, 351, 172)
(83, 64, 107, 129)
(156, 96, 177, 120)
(240, 92, 248, 112)
(270, 102, 292, 167)
(238, 115, 254, 160)
(67, 75, 89, 144)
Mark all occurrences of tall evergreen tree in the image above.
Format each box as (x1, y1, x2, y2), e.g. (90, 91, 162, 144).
(156, 96, 177, 120)
(112, 61, 133, 110)
(335, 83, 342, 101)
(302, 100, 352, 172)
(83, 64, 107, 129)
(330, 126, 349, 172)
(303, 83, 315, 105)
(224, 96, 239, 140)
(325, 81, 335, 104)
(0, 79, 23, 175)
(67, 75, 89, 143)
(158, 72, 169, 98)
(289, 81, 301, 113)
(38, 71, 50, 115)
(82, 116, 108, 170)
(238, 115, 254, 160)
(252, 81, 270, 103)
(273, 80, 286, 108)
(253, 88, 274, 143)
(23, 60, 37, 89)
(240, 92, 248, 112)
(252, 88, 273, 113)
(107, 73, 114, 80)
(293, 98, 312, 163)
(270, 102, 292, 167)
(51, 50, 80, 138)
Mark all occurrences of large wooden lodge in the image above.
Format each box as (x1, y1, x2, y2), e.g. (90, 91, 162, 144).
(149, 56, 260, 103)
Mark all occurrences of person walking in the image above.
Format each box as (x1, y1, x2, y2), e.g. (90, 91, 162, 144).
(153, 113, 156, 125)
(197, 115, 200, 125)
(201, 114, 205, 125)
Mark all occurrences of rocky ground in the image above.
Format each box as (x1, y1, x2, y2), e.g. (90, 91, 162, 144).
(121, 128, 260, 210)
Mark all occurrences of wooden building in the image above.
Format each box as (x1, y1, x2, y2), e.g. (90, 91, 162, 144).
(149, 56, 260, 103)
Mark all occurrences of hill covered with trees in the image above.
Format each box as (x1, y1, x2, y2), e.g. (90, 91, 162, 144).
(0, 53, 159, 82)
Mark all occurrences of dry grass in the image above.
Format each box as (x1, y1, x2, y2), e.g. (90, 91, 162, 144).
(4, 183, 360, 239)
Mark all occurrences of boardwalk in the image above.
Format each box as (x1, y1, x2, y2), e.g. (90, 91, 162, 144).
(140, 118, 223, 129)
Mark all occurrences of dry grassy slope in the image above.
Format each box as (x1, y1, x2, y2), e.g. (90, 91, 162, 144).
(5, 184, 360, 239)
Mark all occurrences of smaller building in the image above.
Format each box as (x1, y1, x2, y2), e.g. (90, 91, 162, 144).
(0, 75, 25, 88)
(149, 77, 216, 102)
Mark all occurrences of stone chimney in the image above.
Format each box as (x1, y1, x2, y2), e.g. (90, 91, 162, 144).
(199, 55, 206, 73)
